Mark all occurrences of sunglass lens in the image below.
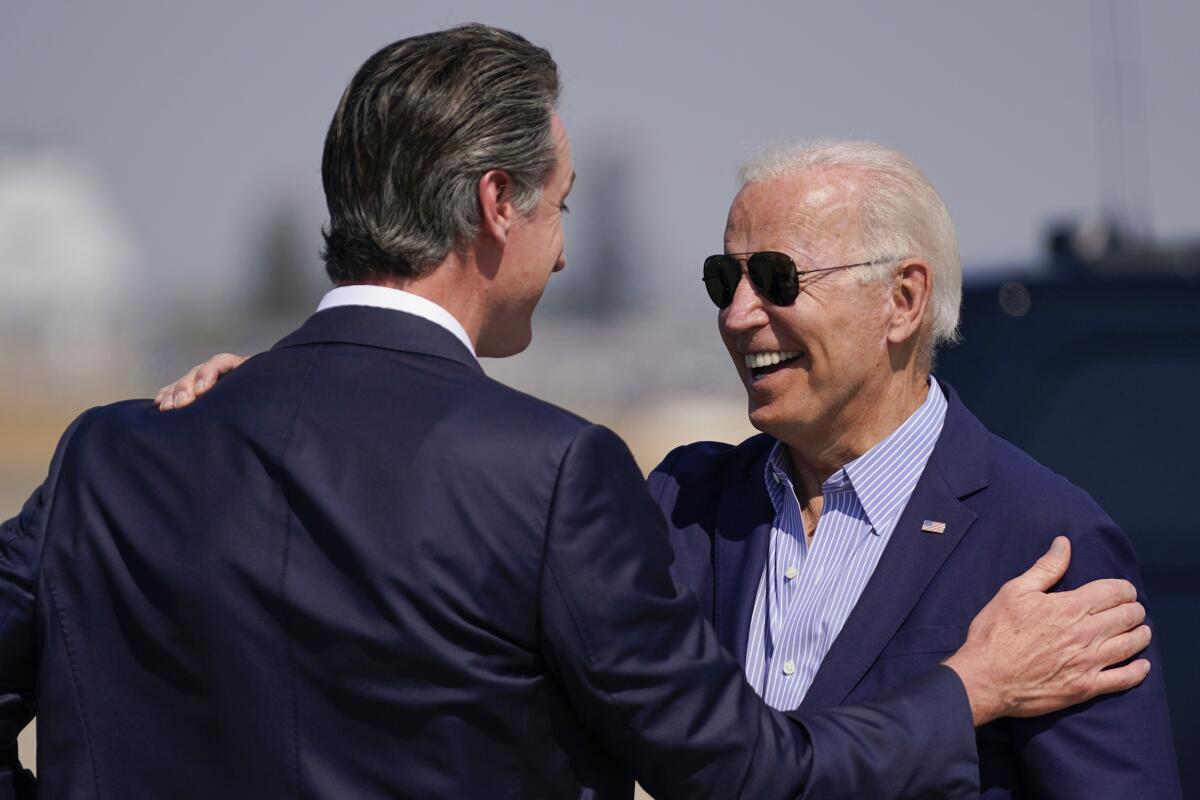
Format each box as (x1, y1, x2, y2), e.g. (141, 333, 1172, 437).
(748, 252, 799, 305)
(702, 255, 739, 308)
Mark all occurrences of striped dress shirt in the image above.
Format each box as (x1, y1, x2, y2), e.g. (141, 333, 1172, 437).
(744, 382, 948, 710)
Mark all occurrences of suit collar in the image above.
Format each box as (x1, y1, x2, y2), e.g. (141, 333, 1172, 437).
(273, 306, 484, 375)
(316, 285, 477, 358)
(929, 380, 990, 498)
(712, 435, 775, 664)
(800, 380, 989, 708)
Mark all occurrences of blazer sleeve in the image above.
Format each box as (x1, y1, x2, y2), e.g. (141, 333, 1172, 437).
(538, 424, 979, 800)
(0, 411, 90, 800)
(1008, 487, 1182, 798)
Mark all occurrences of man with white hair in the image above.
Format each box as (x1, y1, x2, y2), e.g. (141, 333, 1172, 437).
(649, 139, 1181, 797)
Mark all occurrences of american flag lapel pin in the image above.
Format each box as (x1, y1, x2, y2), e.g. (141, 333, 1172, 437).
(921, 520, 947, 534)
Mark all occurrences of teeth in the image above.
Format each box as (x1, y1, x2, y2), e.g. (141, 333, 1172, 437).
(744, 350, 801, 369)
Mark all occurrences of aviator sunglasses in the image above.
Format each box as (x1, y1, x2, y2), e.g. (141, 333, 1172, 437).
(701, 252, 899, 309)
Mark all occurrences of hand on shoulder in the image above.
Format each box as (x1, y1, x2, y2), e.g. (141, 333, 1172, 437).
(154, 353, 246, 410)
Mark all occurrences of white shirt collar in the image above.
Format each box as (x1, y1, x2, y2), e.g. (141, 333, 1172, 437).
(316, 285, 476, 359)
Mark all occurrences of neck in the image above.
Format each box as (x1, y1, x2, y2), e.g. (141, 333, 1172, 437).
(785, 371, 930, 503)
(350, 253, 487, 351)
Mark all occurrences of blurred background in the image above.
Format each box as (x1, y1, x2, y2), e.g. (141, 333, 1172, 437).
(3, 0, 1198, 793)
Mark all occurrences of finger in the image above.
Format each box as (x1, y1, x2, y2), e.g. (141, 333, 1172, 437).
(1009, 536, 1071, 593)
(1087, 658, 1151, 699)
(160, 394, 175, 410)
(1069, 578, 1138, 615)
(181, 366, 202, 394)
(213, 353, 247, 375)
(196, 353, 246, 395)
(1095, 624, 1152, 668)
(170, 366, 203, 402)
(1087, 599, 1146, 639)
(197, 354, 240, 393)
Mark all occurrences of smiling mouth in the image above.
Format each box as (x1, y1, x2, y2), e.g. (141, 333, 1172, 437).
(744, 350, 803, 382)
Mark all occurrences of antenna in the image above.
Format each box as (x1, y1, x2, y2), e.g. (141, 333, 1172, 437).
(1090, 0, 1154, 241)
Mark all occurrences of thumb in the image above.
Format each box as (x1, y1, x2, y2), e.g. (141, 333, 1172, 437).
(1015, 535, 1071, 593)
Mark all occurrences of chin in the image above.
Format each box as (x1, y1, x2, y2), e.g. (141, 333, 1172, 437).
(746, 399, 778, 436)
(748, 398, 812, 443)
(478, 325, 533, 359)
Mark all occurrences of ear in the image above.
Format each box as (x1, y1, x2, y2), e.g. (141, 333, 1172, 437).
(885, 259, 932, 346)
(478, 169, 517, 245)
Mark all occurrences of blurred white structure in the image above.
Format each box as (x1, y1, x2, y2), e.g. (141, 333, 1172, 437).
(0, 147, 140, 388)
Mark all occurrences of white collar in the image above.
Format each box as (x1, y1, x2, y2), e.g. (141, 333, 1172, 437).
(316, 285, 476, 359)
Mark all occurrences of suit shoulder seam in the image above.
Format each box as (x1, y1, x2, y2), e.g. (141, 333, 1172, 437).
(535, 424, 584, 651)
(42, 568, 105, 798)
(275, 343, 322, 797)
(31, 407, 101, 588)
(539, 426, 638, 740)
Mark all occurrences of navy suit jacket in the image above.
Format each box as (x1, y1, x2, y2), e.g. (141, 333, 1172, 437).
(649, 382, 1181, 799)
(0, 308, 981, 799)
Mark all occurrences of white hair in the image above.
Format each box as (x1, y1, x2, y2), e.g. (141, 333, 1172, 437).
(738, 139, 962, 355)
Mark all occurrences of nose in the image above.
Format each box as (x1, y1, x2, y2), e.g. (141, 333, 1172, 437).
(553, 250, 566, 273)
(719, 266, 769, 334)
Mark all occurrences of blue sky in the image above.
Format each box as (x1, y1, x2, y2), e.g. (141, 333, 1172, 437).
(4, 0, 1198, 314)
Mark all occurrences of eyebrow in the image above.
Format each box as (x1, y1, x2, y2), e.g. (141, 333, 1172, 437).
(565, 171, 576, 194)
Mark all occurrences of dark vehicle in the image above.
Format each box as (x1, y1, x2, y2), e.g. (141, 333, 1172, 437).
(938, 243, 1200, 792)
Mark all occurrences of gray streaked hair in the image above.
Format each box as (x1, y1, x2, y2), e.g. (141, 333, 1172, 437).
(739, 139, 962, 353)
(321, 24, 561, 283)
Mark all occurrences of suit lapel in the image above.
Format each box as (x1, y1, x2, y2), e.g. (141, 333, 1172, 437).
(800, 384, 988, 709)
(713, 445, 775, 666)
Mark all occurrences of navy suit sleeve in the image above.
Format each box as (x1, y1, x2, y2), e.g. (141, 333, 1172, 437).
(0, 412, 89, 800)
(538, 425, 979, 800)
(1009, 486, 1181, 798)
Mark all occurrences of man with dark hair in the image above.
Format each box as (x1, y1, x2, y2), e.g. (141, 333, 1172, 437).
(320, 24, 563, 289)
(3, 24, 1152, 799)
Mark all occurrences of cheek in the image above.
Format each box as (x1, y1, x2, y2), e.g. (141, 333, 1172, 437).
(718, 316, 738, 356)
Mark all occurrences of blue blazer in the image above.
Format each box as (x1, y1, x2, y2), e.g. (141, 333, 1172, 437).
(649, 382, 1181, 799)
(0, 308, 980, 799)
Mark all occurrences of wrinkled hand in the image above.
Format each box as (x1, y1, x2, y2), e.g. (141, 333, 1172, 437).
(154, 353, 246, 410)
(944, 536, 1150, 726)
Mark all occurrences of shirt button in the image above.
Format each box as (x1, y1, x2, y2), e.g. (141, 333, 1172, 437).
(784, 566, 798, 580)
(782, 660, 796, 676)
